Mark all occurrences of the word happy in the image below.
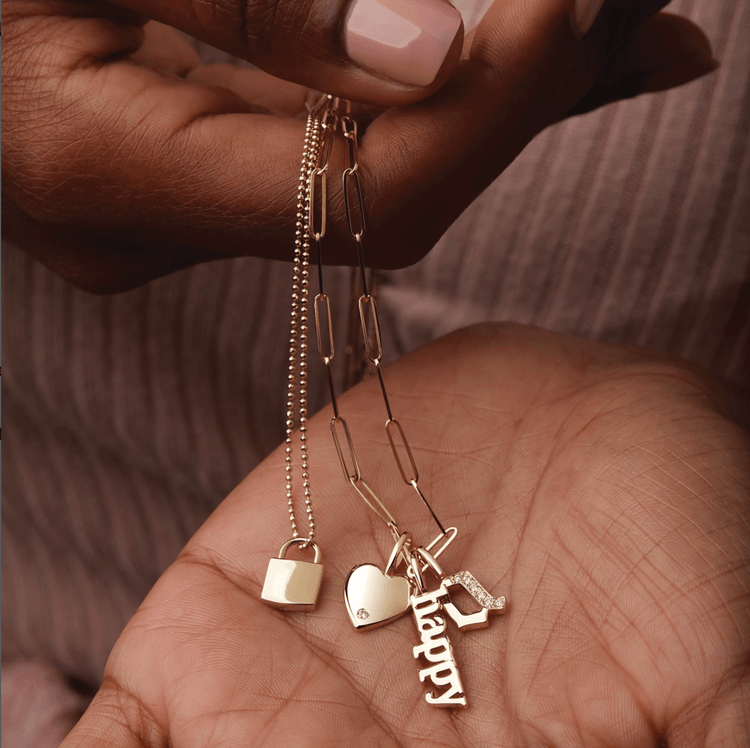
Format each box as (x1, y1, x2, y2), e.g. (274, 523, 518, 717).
(410, 584, 467, 707)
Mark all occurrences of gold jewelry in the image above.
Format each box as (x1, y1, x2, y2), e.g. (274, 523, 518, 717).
(306, 95, 508, 708)
(259, 108, 325, 611)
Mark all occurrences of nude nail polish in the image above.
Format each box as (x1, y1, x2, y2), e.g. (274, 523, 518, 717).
(344, 0, 463, 87)
(573, 0, 606, 36)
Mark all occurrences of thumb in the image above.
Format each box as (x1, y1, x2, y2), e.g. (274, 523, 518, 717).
(111, 0, 466, 105)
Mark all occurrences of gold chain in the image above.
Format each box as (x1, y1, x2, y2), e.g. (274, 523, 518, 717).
(275, 115, 506, 704)
(284, 109, 324, 542)
(307, 95, 446, 546)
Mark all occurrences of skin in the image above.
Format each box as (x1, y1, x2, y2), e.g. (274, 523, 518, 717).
(4, 0, 739, 743)
(2, 0, 717, 291)
(60, 323, 750, 747)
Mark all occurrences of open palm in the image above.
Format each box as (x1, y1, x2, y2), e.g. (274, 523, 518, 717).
(62, 324, 749, 747)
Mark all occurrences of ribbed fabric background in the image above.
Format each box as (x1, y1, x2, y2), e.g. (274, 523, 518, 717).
(383, 0, 750, 393)
(2, 0, 748, 743)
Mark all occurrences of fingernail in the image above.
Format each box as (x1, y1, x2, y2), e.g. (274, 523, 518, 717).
(572, 0, 606, 37)
(344, 0, 463, 87)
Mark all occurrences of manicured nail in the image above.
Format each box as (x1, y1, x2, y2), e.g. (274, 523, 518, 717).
(573, 0, 606, 37)
(344, 0, 463, 87)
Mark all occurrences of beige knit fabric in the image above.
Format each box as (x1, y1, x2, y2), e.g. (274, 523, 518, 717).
(2, 0, 749, 743)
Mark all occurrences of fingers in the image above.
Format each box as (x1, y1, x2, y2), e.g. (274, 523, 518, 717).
(107, 0, 466, 106)
(352, 3, 716, 268)
(129, 18, 203, 76)
(565, 12, 718, 117)
(2, 0, 718, 292)
(60, 678, 166, 748)
(184, 64, 310, 115)
(583, 0, 672, 54)
(621, 12, 718, 93)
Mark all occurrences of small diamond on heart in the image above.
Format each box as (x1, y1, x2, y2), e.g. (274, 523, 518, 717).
(356, 608, 369, 619)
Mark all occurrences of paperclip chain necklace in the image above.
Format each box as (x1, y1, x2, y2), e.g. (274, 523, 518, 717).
(308, 95, 446, 548)
(306, 96, 508, 709)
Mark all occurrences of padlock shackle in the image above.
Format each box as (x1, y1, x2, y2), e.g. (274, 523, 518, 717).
(278, 537, 322, 565)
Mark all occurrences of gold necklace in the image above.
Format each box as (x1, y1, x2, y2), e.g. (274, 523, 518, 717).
(264, 94, 507, 708)
(259, 107, 325, 611)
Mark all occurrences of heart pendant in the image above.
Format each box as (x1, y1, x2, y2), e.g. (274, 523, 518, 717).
(344, 564, 411, 630)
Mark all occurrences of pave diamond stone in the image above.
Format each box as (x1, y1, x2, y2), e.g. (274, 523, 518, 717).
(446, 571, 505, 611)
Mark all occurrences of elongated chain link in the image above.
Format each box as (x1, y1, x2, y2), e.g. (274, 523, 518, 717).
(284, 109, 324, 542)
(308, 97, 446, 542)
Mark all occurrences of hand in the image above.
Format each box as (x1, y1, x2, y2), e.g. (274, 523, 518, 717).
(61, 323, 749, 746)
(2, 0, 716, 292)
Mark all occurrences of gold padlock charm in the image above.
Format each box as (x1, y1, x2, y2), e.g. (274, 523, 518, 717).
(261, 538, 323, 611)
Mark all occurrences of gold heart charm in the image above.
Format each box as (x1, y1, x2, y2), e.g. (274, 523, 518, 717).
(344, 564, 411, 630)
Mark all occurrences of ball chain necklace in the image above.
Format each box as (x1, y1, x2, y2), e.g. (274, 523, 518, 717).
(261, 94, 507, 708)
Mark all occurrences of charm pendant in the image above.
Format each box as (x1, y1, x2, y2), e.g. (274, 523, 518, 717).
(442, 571, 506, 629)
(411, 584, 467, 707)
(342, 531, 507, 708)
(344, 565, 411, 628)
(343, 529, 459, 630)
(408, 547, 507, 708)
(344, 532, 412, 628)
(261, 538, 323, 610)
